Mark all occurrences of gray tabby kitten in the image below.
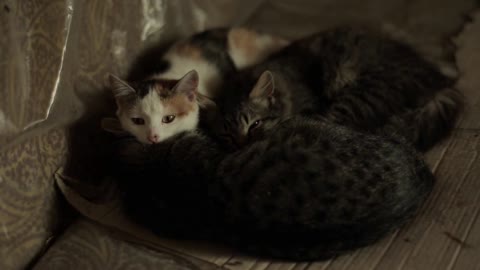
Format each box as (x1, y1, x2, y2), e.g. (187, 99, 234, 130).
(111, 116, 434, 261)
(213, 26, 463, 151)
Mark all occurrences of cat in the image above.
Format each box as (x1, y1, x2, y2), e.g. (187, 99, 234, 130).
(108, 70, 201, 144)
(212, 26, 464, 151)
(107, 28, 289, 144)
(108, 115, 434, 261)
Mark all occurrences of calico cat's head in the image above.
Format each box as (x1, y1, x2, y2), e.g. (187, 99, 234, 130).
(214, 70, 282, 149)
(108, 70, 200, 144)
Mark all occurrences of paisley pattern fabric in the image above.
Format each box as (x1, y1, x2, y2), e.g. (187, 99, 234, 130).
(33, 219, 211, 270)
(0, 128, 68, 270)
(0, 0, 71, 144)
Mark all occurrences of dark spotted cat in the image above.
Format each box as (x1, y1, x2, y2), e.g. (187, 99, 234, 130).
(111, 116, 434, 261)
(213, 26, 463, 151)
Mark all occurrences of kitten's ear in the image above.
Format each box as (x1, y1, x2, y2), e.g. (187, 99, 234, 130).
(249, 70, 275, 99)
(107, 73, 135, 98)
(101, 117, 128, 135)
(173, 70, 199, 101)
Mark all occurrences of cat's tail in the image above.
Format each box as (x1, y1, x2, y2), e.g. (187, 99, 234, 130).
(395, 87, 464, 151)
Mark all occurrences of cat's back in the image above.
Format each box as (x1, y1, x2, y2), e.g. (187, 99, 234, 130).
(298, 26, 453, 96)
(152, 28, 235, 98)
(152, 28, 290, 98)
(220, 117, 432, 215)
(217, 117, 434, 259)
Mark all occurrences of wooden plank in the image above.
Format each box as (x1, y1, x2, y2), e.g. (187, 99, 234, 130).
(372, 130, 480, 270)
(222, 255, 270, 270)
(451, 204, 480, 269)
(455, 10, 480, 130)
(320, 232, 401, 270)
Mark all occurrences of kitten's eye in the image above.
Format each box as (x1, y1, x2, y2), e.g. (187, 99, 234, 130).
(249, 120, 262, 131)
(131, 117, 145, 125)
(162, 115, 176, 123)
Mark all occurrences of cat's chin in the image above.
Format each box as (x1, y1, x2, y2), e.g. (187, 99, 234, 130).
(133, 137, 154, 145)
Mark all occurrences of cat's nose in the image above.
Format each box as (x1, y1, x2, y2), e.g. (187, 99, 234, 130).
(148, 134, 160, 143)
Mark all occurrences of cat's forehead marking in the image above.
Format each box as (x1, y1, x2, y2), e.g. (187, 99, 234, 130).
(138, 91, 164, 115)
(151, 81, 178, 99)
(132, 79, 178, 98)
(152, 84, 167, 97)
(164, 95, 196, 117)
(131, 81, 154, 98)
(133, 84, 196, 118)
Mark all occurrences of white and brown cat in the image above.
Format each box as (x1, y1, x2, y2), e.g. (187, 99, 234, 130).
(106, 28, 289, 144)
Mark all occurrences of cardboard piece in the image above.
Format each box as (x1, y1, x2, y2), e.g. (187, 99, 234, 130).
(54, 168, 237, 266)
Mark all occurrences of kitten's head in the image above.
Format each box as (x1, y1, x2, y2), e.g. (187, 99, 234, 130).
(108, 70, 200, 144)
(215, 70, 281, 149)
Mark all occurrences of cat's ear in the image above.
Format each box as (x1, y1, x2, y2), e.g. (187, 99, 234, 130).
(107, 73, 136, 98)
(249, 70, 275, 99)
(173, 70, 199, 101)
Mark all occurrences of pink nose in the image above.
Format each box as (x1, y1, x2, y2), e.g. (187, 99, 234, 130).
(148, 134, 160, 143)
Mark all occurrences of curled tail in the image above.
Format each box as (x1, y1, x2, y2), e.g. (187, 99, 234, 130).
(396, 87, 464, 151)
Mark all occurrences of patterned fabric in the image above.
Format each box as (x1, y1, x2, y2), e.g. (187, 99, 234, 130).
(0, 0, 71, 142)
(33, 219, 208, 270)
(0, 128, 68, 270)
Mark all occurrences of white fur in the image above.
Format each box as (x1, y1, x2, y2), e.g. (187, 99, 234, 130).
(118, 90, 199, 144)
(151, 52, 222, 98)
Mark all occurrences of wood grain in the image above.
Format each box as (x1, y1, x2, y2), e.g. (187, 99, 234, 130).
(455, 10, 480, 130)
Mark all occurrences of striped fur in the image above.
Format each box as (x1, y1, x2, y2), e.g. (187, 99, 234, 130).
(215, 26, 464, 151)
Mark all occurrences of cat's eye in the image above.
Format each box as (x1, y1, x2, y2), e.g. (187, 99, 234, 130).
(162, 115, 176, 123)
(131, 117, 145, 125)
(249, 120, 262, 131)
